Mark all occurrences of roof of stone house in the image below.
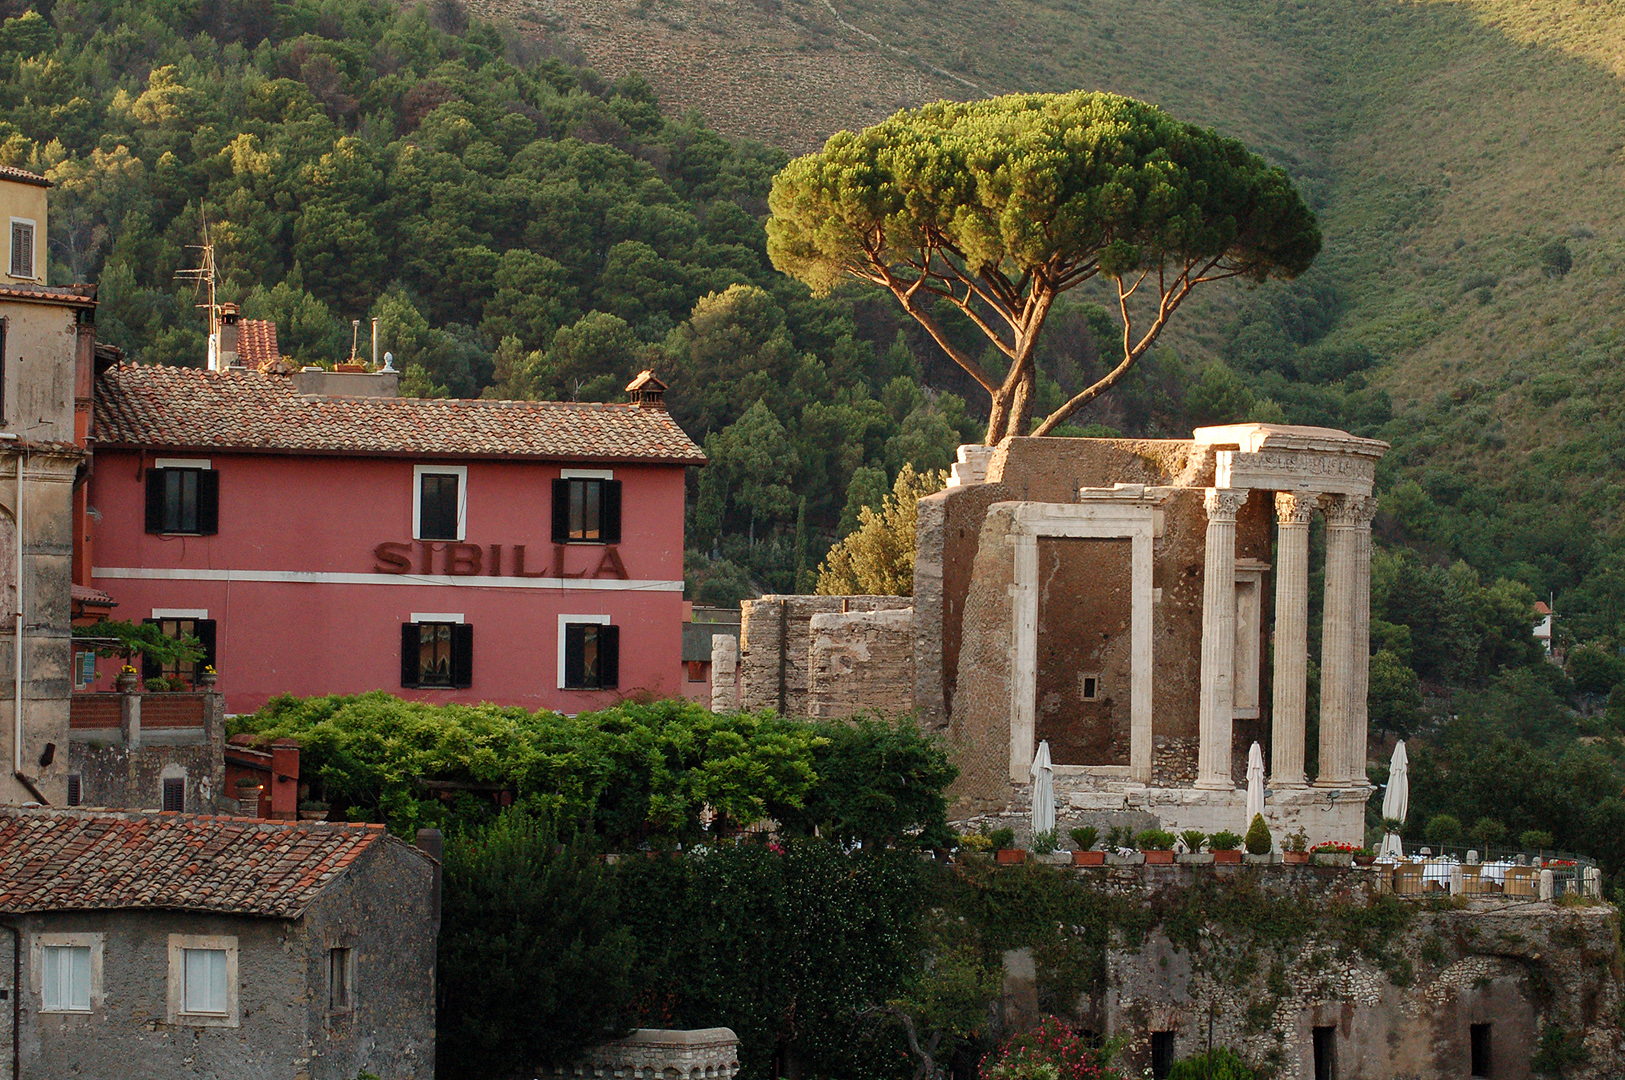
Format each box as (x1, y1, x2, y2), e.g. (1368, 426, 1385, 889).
(93, 364, 707, 464)
(0, 164, 50, 187)
(0, 282, 95, 308)
(237, 318, 279, 368)
(70, 583, 116, 606)
(0, 808, 417, 919)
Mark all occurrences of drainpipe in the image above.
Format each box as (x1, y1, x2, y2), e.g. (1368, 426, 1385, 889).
(9, 451, 40, 806)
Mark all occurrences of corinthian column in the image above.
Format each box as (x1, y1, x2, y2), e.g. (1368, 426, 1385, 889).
(1270, 492, 1316, 788)
(1196, 488, 1248, 790)
(1347, 494, 1379, 785)
(1318, 494, 1360, 785)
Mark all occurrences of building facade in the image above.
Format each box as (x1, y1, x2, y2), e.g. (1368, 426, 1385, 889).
(0, 807, 437, 1080)
(83, 364, 702, 715)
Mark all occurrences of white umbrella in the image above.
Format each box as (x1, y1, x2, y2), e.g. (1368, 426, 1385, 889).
(1030, 740, 1055, 837)
(1245, 741, 1266, 826)
(1380, 741, 1409, 859)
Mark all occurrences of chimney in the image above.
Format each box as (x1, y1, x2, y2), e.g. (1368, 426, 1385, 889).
(218, 303, 241, 369)
(625, 370, 667, 410)
(269, 738, 300, 820)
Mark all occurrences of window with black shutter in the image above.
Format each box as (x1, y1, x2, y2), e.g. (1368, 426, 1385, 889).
(144, 468, 219, 535)
(551, 478, 621, 543)
(142, 618, 217, 684)
(563, 623, 619, 689)
(162, 777, 185, 812)
(401, 622, 473, 688)
(417, 472, 460, 541)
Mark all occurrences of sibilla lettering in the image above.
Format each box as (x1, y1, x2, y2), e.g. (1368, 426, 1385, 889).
(510, 544, 547, 578)
(373, 542, 412, 574)
(488, 544, 502, 576)
(445, 543, 482, 576)
(593, 547, 629, 580)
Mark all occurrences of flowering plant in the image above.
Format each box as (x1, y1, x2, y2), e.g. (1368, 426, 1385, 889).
(203, 665, 217, 675)
(1310, 841, 1360, 854)
(119, 665, 138, 676)
(981, 1017, 1129, 1080)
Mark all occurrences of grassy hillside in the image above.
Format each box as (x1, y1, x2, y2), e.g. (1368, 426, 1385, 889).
(478, 0, 1625, 634)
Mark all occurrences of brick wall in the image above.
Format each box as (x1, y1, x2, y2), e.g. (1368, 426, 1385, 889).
(69, 694, 120, 729)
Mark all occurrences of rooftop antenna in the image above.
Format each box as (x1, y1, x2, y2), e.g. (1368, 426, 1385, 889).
(175, 211, 218, 368)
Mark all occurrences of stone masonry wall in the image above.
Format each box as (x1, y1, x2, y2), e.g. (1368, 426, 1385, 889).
(739, 596, 911, 716)
(805, 609, 914, 720)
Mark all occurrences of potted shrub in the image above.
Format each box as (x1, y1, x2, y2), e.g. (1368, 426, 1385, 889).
(1244, 814, 1273, 863)
(1138, 828, 1176, 864)
(234, 777, 262, 817)
(1177, 829, 1212, 865)
(1031, 829, 1063, 862)
(989, 827, 1024, 864)
(1210, 830, 1245, 865)
(1311, 840, 1357, 867)
(957, 832, 994, 859)
(1069, 825, 1103, 866)
(1353, 846, 1377, 867)
(115, 665, 140, 693)
(1282, 828, 1311, 865)
(1104, 825, 1142, 865)
(298, 800, 330, 822)
(197, 664, 218, 688)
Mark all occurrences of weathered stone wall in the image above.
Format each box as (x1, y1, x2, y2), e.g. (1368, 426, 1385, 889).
(948, 504, 1025, 813)
(805, 609, 914, 719)
(738, 596, 911, 716)
(547, 1027, 740, 1080)
(69, 691, 226, 812)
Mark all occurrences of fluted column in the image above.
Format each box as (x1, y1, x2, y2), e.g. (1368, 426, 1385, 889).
(1270, 492, 1316, 788)
(1318, 494, 1360, 785)
(1196, 488, 1248, 790)
(1347, 494, 1379, 785)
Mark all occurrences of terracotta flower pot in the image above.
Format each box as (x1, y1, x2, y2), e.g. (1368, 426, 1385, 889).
(1072, 850, 1105, 866)
(1142, 849, 1175, 864)
(1354, 855, 1376, 867)
(1212, 850, 1243, 865)
(995, 849, 1027, 865)
(1283, 851, 1311, 865)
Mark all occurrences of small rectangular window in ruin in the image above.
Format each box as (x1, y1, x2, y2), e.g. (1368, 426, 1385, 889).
(1150, 1031, 1174, 1079)
(1081, 673, 1101, 701)
(1313, 1026, 1336, 1080)
(1471, 1023, 1492, 1077)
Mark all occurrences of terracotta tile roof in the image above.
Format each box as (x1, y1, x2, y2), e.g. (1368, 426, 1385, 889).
(70, 583, 116, 606)
(0, 807, 412, 919)
(0, 164, 49, 188)
(94, 364, 707, 464)
(0, 282, 95, 308)
(237, 319, 279, 367)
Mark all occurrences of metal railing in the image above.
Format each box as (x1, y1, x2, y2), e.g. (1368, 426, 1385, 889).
(1376, 842, 1599, 900)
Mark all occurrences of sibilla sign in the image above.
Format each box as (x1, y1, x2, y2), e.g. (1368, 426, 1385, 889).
(373, 541, 629, 579)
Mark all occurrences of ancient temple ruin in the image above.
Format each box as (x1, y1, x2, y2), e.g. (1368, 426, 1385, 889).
(718, 424, 1387, 844)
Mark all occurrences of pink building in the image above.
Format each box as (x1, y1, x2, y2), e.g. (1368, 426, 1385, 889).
(85, 364, 704, 714)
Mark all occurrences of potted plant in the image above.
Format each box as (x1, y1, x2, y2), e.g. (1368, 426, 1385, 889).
(115, 665, 140, 693)
(298, 799, 330, 822)
(957, 832, 994, 859)
(1177, 829, 1211, 865)
(234, 777, 262, 816)
(197, 664, 218, 688)
(1137, 828, 1176, 864)
(1310, 840, 1357, 867)
(1069, 825, 1103, 866)
(990, 827, 1024, 864)
(1210, 830, 1245, 865)
(1104, 825, 1142, 865)
(1353, 846, 1377, 867)
(1244, 814, 1273, 863)
(1282, 828, 1311, 864)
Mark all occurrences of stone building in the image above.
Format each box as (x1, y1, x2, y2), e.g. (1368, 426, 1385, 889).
(0, 807, 437, 1080)
(733, 425, 1387, 845)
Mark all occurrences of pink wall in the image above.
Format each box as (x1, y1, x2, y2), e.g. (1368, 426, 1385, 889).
(88, 451, 689, 714)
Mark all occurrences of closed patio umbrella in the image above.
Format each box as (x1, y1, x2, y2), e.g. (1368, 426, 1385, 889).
(1380, 741, 1409, 859)
(1245, 741, 1266, 826)
(1031, 740, 1055, 838)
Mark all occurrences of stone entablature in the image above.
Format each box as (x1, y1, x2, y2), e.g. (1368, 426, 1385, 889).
(546, 1027, 740, 1080)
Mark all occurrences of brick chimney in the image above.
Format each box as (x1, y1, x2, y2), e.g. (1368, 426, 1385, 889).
(269, 738, 300, 820)
(217, 303, 241, 369)
(625, 370, 667, 410)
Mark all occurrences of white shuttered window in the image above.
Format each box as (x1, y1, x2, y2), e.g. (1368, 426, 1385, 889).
(42, 945, 91, 1012)
(183, 948, 229, 1014)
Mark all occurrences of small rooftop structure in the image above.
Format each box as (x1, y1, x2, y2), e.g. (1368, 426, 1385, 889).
(0, 163, 50, 187)
(625, 369, 668, 409)
(93, 364, 706, 463)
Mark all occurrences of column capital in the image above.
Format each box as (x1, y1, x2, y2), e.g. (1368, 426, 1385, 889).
(1203, 488, 1249, 522)
(1274, 491, 1318, 525)
(1320, 492, 1377, 528)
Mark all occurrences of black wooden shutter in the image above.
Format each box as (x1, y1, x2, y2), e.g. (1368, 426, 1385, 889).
(141, 617, 161, 681)
(196, 470, 220, 535)
(563, 623, 585, 688)
(551, 479, 570, 542)
(450, 623, 474, 688)
(145, 469, 166, 533)
(400, 623, 418, 687)
(194, 619, 217, 678)
(601, 480, 622, 544)
(599, 625, 619, 689)
(162, 777, 185, 812)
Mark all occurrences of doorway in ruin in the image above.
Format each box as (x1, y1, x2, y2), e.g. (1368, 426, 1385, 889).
(1035, 536, 1132, 766)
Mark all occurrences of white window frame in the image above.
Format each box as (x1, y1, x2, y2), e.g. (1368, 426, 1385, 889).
(560, 468, 614, 480)
(166, 934, 239, 1027)
(557, 613, 611, 690)
(33, 932, 103, 1014)
(413, 464, 467, 542)
(153, 457, 212, 470)
(152, 608, 209, 620)
(410, 612, 465, 624)
(9, 217, 36, 280)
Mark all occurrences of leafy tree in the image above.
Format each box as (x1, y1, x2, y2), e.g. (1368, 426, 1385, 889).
(818, 465, 945, 596)
(437, 811, 635, 1078)
(696, 399, 802, 544)
(1566, 643, 1625, 695)
(767, 91, 1319, 441)
(1368, 649, 1422, 738)
(1167, 1048, 1255, 1080)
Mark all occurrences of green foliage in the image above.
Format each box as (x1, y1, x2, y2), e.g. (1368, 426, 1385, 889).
(1368, 649, 1422, 738)
(1167, 1048, 1255, 1080)
(1069, 825, 1099, 851)
(1424, 814, 1463, 844)
(816, 464, 945, 596)
(1179, 830, 1208, 853)
(1209, 831, 1245, 853)
(981, 1016, 1129, 1080)
(1031, 829, 1058, 855)
(767, 91, 1319, 441)
(987, 827, 1017, 851)
(1471, 818, 1508, 846)
(436, 811, 635, 1078)
(778, 716, 958, 848)
(1567, 644, 1625, 695)
(1522, 829, 1556, 852)
(1244, 814, 1272, 855)
(1136, 828, 1175, 851)
(1531, 1024, 1589, 1077)
(73, 620, 203, 668)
